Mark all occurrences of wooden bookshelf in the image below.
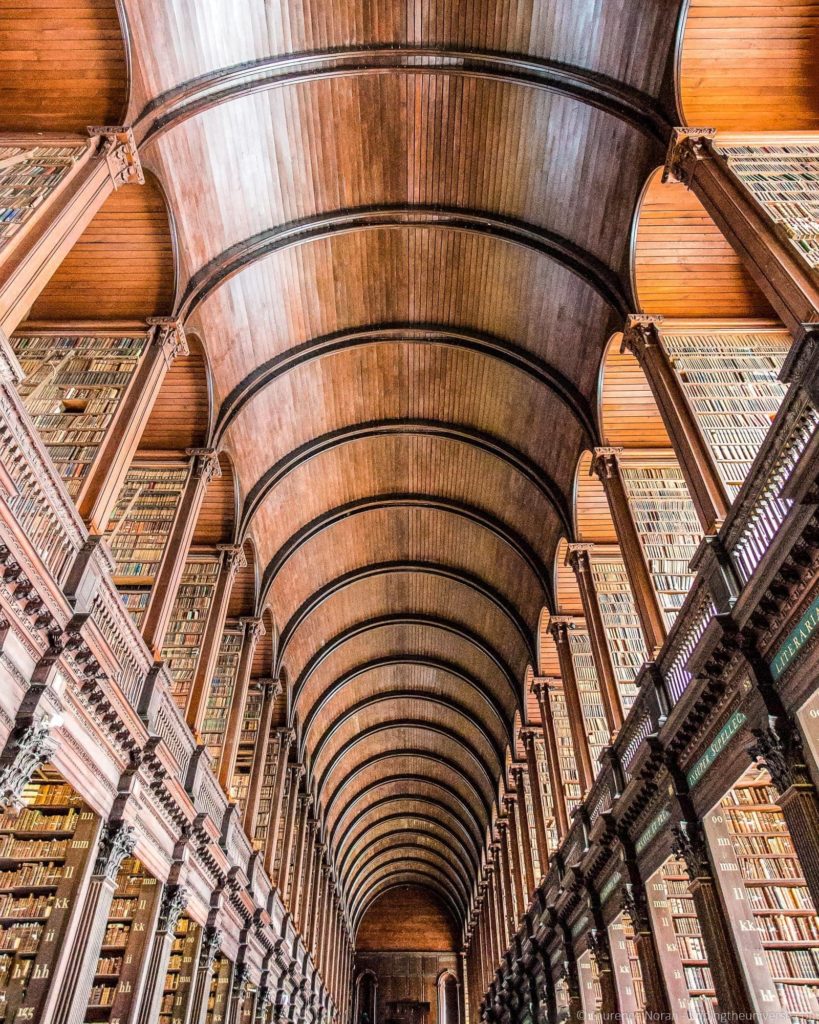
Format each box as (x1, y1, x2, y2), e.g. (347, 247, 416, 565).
(567, 629, 610, 766)
(619, 457, 703, 630)
(159, 913, 200, 1024)
(201, 622, 244, 764)
(545, 683, 583, 817)
(608, 915, 646, 1024)
(160, 555, 220, 709)
(589, 553, 646, 713)
(105, 462, 188, 627)
(205, 953, 232, 1024)
(230, 683, 263, 815)
(0, 144, 85, 247)
(84, 857, 160, 1022)
(0, 769, 97, 1024)
(520, 771, 543, 882)
(532, 734, 560, 858)
(577, 948, 602, 1023)
(661, 326, 790, 500)
(716, 142, 819, 271)
(717, 773, 819, 1023)
(254, 731, 285, 854)
(12, 332, 146, 499)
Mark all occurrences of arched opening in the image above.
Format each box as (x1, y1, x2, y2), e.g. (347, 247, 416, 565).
(356, 971, 378, 1024)
(437, 972, 459, 1024)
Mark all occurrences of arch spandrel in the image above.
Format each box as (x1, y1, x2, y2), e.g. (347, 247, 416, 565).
(573, 450, 617, 544)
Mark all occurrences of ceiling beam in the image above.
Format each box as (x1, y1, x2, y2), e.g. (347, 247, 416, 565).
(340, 821, 479, 890)
(344, 831, 473, 904)
(353, 873, 464, 931)
(348, 851, 469, 922)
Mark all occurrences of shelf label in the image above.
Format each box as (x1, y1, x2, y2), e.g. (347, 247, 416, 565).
(687, 710, 746, 788)
(770, 593, 819, 681)
(635, 808, 670, 854)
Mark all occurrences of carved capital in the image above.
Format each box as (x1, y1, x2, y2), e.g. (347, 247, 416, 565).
(0, 720, 57, 811)
(188, 447, 222, 485)
(518, 728, 537, 750)
(234, 961, 251, 989)
(241, 616, 265, 643)
(201, 926, 222, 968)
(94, 821, 137, 880)
(749, 724, 809, 795)
(160, 882, 189, 932)
(565, 543, 593, 576)
(549, 617, 576, 645)
(591, 447, 623, 482)
(621, 314, 664, 360)
(218, 543, 247, 576)
(148, 317, 189, 364)
(671, 821, 711, 881)
(586, 927, 610, 967)
(663, 127, 717, 186)
(621, 882, 650, 932)
(0, 329, 25, 386)
(88, 125, 144, 187)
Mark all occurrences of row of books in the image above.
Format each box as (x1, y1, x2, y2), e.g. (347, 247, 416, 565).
(0, 145, 83, 244)
(0, 808, 77, 834)
(0, 893, 54, 920)
(591, 556, 645, 711)
(0, 862, 62, 889)
(568, 629, 610, 767)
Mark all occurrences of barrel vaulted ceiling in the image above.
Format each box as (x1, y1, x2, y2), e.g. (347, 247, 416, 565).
(117, 0, 685, 928)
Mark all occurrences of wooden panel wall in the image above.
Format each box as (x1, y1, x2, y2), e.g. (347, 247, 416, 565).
(632, 169, 774, 319)
(28, 174, 176, 322)
(357, 887, 457, 952)
(679, 0, 819, 131)
(139, 341, 210, 453)
(192, 453, 235, 546)
(228, 540, 257, 619)
(0, 0, 127, 131)
(599, 337, 669, 449)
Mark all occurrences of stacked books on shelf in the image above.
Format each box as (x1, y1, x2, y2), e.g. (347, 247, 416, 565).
(160, 556, 220, 708)
(0, 144, 84, 247)
(255, 737, 286, 855)
(546, 683, 584, 816)
(12, 333, 146, 497)
(567, 629, 610, 766)
(620, 460, 702, 629)
(662, 328, 789, 500)
(590, 554, 646, 713)
(159, 914, 199, 1024)
(720, 776, 819, 1023)
(201, 624, 244, 763)
(205, 954, 232, 1022)
(716, 143, 819, 270)
(533, 734, 561, 857)
(609, 915, 647, 1024)
(230, 684, 263, 817)
(0, 769, 97, 1024)
(106, 463, 188, 626)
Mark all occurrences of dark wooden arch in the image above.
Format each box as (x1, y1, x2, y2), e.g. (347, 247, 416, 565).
(289, 614, 521, 711)
(349, 853, 469, 923)
(176, 207, 628, 320)
(277, 560, 536, 669)
(339, 820, 479, 888)
(215, 324, 597, 443)
(354, 874, 464, 932)
(242, 420, 572, 543)
(344, 832, 473, 905)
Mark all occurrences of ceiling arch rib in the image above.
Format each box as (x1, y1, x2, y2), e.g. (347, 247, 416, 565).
(344, 835, 473, 909)
(214, 324, 597, 444)
(347, 850, 470, 921)
(339, 821, 477, 887)
(137, 48, 669, 145)
(176, 207, 629, 320)
(354, 874, 465, 931)
(327, 775, 487, 857)
(278, 561, 536, 669)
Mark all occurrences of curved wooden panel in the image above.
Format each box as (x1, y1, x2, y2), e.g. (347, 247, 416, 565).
(598, 333, 669, 448)
(554, 537, 583, 616)
(251, 608, 275, 678)
(678, 0, 819, 131)
(537, 609, 561, 677)
(0, 0, 127, 131)
(574, 450, 617, 543)
(192, 451, 235, 545)
(28, 172, 175, 321)
(227, 538, 257, 618)
(139, 337, 209, 452)
(632, 167, 775, 318)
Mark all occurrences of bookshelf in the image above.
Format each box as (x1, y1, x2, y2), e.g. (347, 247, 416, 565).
(649, 858, 717, 1024)
(589, 553, 646, 713)
(205, 953, 232, 1024)
(0, 144, 84, 247)
(85, 857, 159, 1023)
(546, 683, 583, 816)
(254, 732, 285, 854)
(0, 769, 97, 1024)
(577, 948, 602, 1023)
(160, 555, 220, 709)
(716, 142, 819, 271)
(661, 327, 790, 500)
(717, 772, 819, 1023)
(619, 458, 702, 629)
(105, 462, 188, 627)
(159, 914, 200, 1024)
(229, 683, 262, 814)
(533, 735, 560, 857)
(521, 772, 543, 882)
(12, 332, 146, 499)
(567, 629, 610, 766)
(608, 915, 646, 1024)
(201, 623, 244, 764)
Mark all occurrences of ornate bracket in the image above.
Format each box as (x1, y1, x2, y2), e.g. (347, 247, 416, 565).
(590, 447, 623, 482)
(749, 723, 810, 794)
(663, 127, 717, 187)
(188, 447, 223, 486)
(202, 926, 223, 968)
(218, 543, 247, 578)
(94, 821, 137, 880)
(621, 314, 664, 360)
(671, 821, 711, 881)
(621, 882, 650, 932)
(147, 317, 189, 365)
(0, 719, 57, 811)
(160, 882, 189, 933)
(88, 126, 144, 188)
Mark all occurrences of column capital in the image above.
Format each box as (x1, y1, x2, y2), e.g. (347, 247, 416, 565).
(187, 447, 223, 485)
(502, 792, 517, 809)
(0, 719, 57, 811)
(565, 542, 594, 573)
(749, 723, 812, 794)
(217, 543, 247, 576)
(93, 821, 137, 880)
(621, 313, 664, 359)
(496, 818, 509, 836)
(671, 820, 711, 880)
(663, 127, 717, 186)
(591, 446, 623, 480)
(240, 615, 265, 642)
(517, 727, 537, 749)
(159, 882, 189, 932)
(147, 316, 189, 364)
(88, 125, 144, 187)
(549, 616, 577, 644)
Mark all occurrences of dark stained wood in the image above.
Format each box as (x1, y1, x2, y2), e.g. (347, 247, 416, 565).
(356, 886, 458, 950)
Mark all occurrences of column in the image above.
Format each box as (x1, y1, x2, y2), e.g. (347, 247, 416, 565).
(50, 822, 137, 1024)
(519, 731, 552, 872)
(0, 129, 143, 337)
(459, 950, 469, 1024)
(243, 682, 281, 837)
(484, 873, 498, 970)
(559, 922, 585, 1024)
(508, 770, 536, 896)
(622, 315, 729, 532)
(135, 883, 189, 1024)
(278, 768, 304, 901)
(218, 617, 264, 788)
(77, 318, 190, 532)
(497, 822, 516, 938)
(531, 681, 570, 838)
(186, 544, 246, 733)
(585, 892, 621, 1023)
(503, 793, 526, 916)
(566, 544, 624, 732)
(299, 823, 318, 935)
(664, 128, 819, 339)
(188, 927, 221, 1024)
(549, 619, 594, 791)
(491, 852, 506, 956)
(592, 448, 666, 654)
(227, 962, 250, 1024)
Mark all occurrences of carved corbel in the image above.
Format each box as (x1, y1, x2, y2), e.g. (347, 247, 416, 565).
(147, 317, 189, 366)
(187, 447, 223, 486)
(93, 820, 137, 880)
(88, 126, 145, 187)
(0, 718, 57, 810)
(663, 127, 717, 187)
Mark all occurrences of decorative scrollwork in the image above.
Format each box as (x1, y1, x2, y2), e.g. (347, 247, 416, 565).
(671, 821, 711, 881)
(0, 719, 56, 811)
(93, 821, 137, 880)
(160, 882, 189, 932)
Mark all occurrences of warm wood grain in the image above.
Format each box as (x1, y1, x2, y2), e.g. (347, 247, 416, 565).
(138, 338, 209, 452)
(356, 886, 458, 950)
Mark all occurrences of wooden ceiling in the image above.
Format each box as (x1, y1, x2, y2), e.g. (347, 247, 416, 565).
(11, 0, 816, 932)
